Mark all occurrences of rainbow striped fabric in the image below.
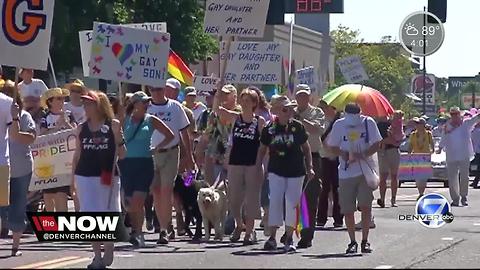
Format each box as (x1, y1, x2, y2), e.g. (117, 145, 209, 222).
(168, 49, 194, 86)
(295, 191, 309, 238)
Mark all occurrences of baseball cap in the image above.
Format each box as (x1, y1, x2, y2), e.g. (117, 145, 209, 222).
(184, 86, 197, 96)
(130, 91, 151, 103)
(271, 95, 296, 108)
(295, 84, 311, 95)
(166, 78, 181, 90)
(220, 84, 237, 95)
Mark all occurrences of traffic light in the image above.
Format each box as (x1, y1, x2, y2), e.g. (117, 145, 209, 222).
(428, 0, 447, 23)
(266, 0, 285, 25)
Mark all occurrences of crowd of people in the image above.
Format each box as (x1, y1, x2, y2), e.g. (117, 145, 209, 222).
(1, 66, 480, 268)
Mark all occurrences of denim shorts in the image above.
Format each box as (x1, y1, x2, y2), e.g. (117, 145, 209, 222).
(0, 173, 32, 232)
(119, 158, 154, 197)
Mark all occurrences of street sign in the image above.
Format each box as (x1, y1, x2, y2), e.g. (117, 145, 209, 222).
(448, 76, 476, 97)
(411, 74, 436, 106)
(285, 0, 344, 13)
(336, 55, 369, 84)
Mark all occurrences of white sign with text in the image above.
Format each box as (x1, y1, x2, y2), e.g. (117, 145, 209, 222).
(336, 55, 369, 83)
(193, 76, 220, 95)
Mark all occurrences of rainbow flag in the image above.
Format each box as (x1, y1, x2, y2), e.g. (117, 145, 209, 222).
(168, 49, 194, 86)
(295, 192, 310, 238)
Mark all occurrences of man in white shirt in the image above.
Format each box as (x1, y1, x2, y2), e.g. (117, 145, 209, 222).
(64, 79, 86, 124)
(0, 92, 13, 207)
(183, 87, 207, 127)
(439, 107, 480, 206)
(147, 79, 195, 245)
(18, 68, 48, 99)
(326, 103, 382, 255)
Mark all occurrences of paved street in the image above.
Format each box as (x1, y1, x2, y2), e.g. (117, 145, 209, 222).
(2, 182, 479, 269)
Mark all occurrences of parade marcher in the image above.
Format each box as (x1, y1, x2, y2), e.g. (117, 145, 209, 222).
(258, 96, 314, 253)
(376, 114, 402, 208)
(438, 107, 480, 206)
(17, 68, 48, 99)
(147, 80, 195, 245)
(72, 90, 124, 268)
(470, 122, 480, 189)
(317, 100, 343, 228)
(64, 79, 87, 124)
(326, 103, 382, 254)
(408, 118, 434, 199)
(0, 85, 13, 239)
(40, 88, 77, 212)
(119, 91, 174, 248)
(183, 86, 207, 128)
(215, 87, 266, 245)
(293, 84, 325, 249)
(0, 82, 36, 256)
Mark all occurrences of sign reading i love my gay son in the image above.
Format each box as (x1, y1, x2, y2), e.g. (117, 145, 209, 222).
(89, 22, 170, 87)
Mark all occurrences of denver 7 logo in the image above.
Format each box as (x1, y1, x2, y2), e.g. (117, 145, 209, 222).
(2, 0, 47, 46)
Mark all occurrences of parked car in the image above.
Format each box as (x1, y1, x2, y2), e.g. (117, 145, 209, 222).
(398, 137, 449, 188)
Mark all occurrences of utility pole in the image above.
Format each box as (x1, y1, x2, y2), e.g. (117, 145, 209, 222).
(422, 6, 427, 115)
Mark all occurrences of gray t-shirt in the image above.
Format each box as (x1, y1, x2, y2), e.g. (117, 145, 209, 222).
(9, 110, 36, 178)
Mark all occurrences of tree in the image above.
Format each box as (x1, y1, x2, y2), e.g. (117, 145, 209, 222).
(50, 0, 218, 75)
(330, 26, 415, 110)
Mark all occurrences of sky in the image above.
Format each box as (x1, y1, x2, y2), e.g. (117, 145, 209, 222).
(287, 0, 479, 79)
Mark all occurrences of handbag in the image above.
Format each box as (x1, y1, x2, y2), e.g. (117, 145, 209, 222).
(360, 118, 380, 190)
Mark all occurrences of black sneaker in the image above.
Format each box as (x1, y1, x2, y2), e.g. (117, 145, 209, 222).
(346, 241, 358, 254)
(377, 199, 385, 208)
(157, 231, 169, 245)
(280, 233, 287, 244)
(296, 238, 312, 249)
(283, 237, 296, 253)
(146, 220, 154, 232)
(167, 224, 175, 240)
(361, 240, 373, 253)
(263, 237, 277, 251)
(129, 233, 140, 247)
(451, 201, 460, 207)
(242, 231, 257, 246)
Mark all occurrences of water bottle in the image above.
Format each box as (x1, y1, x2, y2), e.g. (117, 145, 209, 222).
(183, 170, 196, 187)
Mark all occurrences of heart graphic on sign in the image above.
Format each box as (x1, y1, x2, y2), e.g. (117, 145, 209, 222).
(112, 43, 134, 66)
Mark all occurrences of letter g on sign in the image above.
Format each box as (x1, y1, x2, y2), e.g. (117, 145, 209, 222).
(2, 0, 47, 45)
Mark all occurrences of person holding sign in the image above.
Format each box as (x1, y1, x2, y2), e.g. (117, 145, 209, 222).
(119, 91, 174, 248)
(72, 90, 125, 269)
(39, 88, 77, 212)
(0, 82, 36, 256)
(408, 117, 434, 200)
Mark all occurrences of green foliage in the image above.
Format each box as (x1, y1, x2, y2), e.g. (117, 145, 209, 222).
(50, 0, 218, 74)
(330, 25, 415, 110)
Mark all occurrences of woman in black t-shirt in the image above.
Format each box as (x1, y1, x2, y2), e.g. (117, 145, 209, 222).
(257, 96, 314, 253)
(215, 88, 266, 245)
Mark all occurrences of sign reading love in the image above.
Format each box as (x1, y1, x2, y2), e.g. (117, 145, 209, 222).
(112, 43, 134, 66)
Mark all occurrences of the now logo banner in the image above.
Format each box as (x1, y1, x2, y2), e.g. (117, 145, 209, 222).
(27, 212, 123, 242)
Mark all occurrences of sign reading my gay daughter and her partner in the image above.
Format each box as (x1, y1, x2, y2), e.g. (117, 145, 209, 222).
(89, 22, 170, 87)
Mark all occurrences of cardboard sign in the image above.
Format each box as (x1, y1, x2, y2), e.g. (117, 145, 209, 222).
(204, 0, 270, 37)
(0, 0, 55, 70)
(295, 66, 318, 92)
(336, 55, 369, 83)
(79, 22, 167, 77)
(220, 41, 282, 84)
(30, 130, 77, 191)
(398, 153, 433, 180)
(88, 22, 170, 87)
(193, 76, 220, 95)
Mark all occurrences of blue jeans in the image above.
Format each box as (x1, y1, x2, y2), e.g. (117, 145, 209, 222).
(0, 173, 32, 232)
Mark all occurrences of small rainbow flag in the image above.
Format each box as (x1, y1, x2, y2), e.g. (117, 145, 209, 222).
(295, 191, 310, 238)
(168, 49, 194, 86)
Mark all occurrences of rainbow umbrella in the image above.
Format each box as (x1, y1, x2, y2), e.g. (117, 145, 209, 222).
(322, 84, 394, 117)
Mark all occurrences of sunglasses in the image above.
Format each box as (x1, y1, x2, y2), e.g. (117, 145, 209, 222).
(54, 97, 65, 101)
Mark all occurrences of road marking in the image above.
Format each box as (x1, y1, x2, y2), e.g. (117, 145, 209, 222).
(38, 257, 90, 269)
(473, 223, 480, 226)
(441, 237, 454, 241)
(14, 256, 81, 269)
(375, 265, 393, 269)
(117, 254, 134, 258)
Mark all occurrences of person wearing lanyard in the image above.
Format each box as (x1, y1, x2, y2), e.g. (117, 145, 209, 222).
(72, 90, 125, 269)
(119, 91, 174, 248)
(292, 84, 325, 249)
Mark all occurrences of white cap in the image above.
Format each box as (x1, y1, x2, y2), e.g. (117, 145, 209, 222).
(166, 78, 181, 90)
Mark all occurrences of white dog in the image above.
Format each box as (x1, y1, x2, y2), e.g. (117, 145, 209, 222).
(197, 187, 227, 241)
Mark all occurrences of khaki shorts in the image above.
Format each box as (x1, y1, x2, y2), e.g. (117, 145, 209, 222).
(0, 166, 10, 207)
(152, 147, 180, 189)
(378, 148, 400, 175)
(227, 165, 262, 219)
(338, 175, 374, 214)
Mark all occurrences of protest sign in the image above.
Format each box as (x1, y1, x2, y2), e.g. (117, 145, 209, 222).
(29, 130, 77, 191)
(193, 76, 220, 95)
(88, 22, 170, 87)
(398, 153, 433, 181)
(79, 22, 167, 77)
(0, 0, 55, 70)
(336, 55, 369, 84)
(204, 0, 270, 38)
(295, 66, 318, 92)
(220, 41, 282, 84)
